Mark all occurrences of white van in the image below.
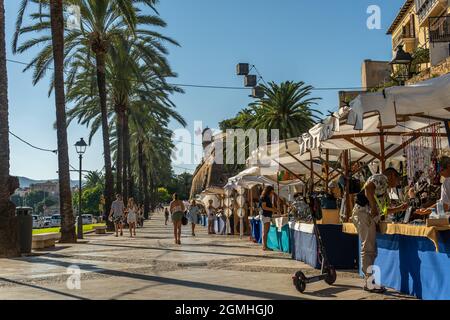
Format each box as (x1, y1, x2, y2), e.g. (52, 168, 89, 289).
(50, 214, 61, 227)
(76, 214, 93, 225)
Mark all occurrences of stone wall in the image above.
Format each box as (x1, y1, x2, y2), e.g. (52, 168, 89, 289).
(407, 56, 450, 84)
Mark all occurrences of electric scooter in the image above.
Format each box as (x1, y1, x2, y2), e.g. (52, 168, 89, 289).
(292, 197, 337, 293)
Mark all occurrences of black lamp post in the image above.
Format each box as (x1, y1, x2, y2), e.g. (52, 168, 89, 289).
(75, 138, 87, 239)
(389, 45, 413, 86)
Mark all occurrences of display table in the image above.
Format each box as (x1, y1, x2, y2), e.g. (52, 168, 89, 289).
(249, 217, 263, 244)
(343, 222, 450, 300)
(267, 218, 291, 253)
(290, 222, 358, 269)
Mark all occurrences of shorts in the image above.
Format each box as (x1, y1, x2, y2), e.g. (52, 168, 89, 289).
(260, 215, 272, 224)
(208, 215, 215, 222)
(172, 211, 184, 222)
(113, 216, 123, 224)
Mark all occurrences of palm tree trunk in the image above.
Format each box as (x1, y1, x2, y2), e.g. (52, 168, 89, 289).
(50, 0, 76, 243)
(142, 159, 150, 219)
(123, 112, 131, 201)
(0, 0, 20, 257)
(95, 51, 114, 221)
(149, 172, 155, 211)
(115, 109, 123, 196)
(137, 141, 143, 201)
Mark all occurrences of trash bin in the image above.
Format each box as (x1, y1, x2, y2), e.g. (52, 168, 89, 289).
(16, 207, 33, 254)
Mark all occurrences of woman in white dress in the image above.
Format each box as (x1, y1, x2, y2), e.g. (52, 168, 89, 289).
(126, 198, 138, 237)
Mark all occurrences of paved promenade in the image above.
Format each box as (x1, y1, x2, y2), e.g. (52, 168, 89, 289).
(0, 213, 412, 300)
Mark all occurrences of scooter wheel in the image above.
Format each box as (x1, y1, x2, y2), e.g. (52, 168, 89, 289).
(325, 266, 337, 285)
(293, 271, 306, 293)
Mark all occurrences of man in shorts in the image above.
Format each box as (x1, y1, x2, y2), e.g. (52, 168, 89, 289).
(109, 194, 125, 237)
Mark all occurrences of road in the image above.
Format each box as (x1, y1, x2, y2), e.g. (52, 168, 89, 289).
(0, 213, 412, 300)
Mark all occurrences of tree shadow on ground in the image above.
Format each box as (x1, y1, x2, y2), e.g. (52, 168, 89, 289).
(81, 242, 291, 261)
(3, 255, 305, 300)
(0, 277, 89, 300)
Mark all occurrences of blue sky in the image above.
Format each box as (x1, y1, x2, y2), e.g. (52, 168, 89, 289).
(5, 0, 405, 180)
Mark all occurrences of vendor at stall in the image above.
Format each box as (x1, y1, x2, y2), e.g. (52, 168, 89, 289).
(416, 156, 450, 215)
(259, 185, 278, 251)
(352, 168, 408, 294)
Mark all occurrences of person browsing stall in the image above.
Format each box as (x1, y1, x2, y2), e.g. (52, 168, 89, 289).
(417, 156, 450, 215)
(259, 186, 278, 251)
(352, 168, 407, 294)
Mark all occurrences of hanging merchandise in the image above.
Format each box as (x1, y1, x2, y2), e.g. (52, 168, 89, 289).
(236, 207, 245, 218)
(403, 123, 442, 185)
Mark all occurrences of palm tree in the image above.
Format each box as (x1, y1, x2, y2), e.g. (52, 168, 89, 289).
(0, 0, 20, 257)
(11, 0, 76, 242)
(50, 0, 76, 242)
(84, 170, 104, 189)
(13, 0, 167, 227)
(248, 81, 322, 140)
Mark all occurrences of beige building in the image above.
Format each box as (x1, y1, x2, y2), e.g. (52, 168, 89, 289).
(361, 60, 391, 90)
(387, 0, 450, 67)
(30, 181, 59, 195)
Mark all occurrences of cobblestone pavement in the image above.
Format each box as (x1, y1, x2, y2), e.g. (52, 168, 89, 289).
(0, 213, 413, 300)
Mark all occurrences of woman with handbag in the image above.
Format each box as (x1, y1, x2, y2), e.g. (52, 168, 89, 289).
(169, 193, 185, 245)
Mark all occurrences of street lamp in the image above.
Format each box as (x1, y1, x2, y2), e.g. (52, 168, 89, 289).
(389, 45, 413, 86)
(75, 138, 87, 239)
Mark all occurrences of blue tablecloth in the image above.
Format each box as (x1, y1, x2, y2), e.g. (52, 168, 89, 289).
(267, 224, 291, 253)
(250, 218, 263, 244)
(291, 224, 319, 268)
(360, 231, 450, 300)
(291, 224, 358, 269)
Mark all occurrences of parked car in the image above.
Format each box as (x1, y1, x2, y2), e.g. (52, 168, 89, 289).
(50, 214, 61, 227)
(32, 215, 44, 229)
(76, 214, 94, 225)
(43, 217, 52, 228)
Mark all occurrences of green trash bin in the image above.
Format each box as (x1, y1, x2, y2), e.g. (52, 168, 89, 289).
(16, 207, 33, 254)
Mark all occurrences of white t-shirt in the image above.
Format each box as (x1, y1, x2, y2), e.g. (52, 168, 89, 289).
(441, 177, 450, 206)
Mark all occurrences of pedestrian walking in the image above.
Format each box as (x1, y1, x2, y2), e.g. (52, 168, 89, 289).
(164, 207, 170, 225)
(207, 199, 217, 235)
(108, 194, 125, 237)
(188, 200, 201, 237)
(126, 197, 138, 238)
(169, 193, 185, 245)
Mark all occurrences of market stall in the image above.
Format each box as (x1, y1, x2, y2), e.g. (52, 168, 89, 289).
(334, 74, 450, 299)
(343, 222, 450, 300)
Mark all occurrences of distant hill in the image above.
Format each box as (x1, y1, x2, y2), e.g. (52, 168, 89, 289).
(17, 176, 78, 189)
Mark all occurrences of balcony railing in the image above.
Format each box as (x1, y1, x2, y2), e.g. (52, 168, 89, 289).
(415, 0, 447, 22)
(393, 31, 416, 48)
(429, 15, 450, 42)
